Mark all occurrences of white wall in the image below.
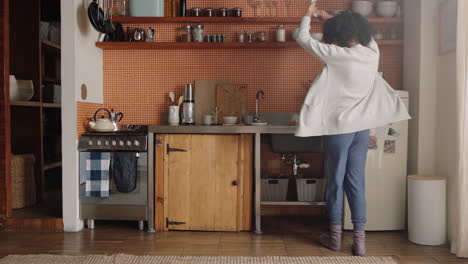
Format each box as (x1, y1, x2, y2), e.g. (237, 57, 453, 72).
(404, 0, 458, 241)
(62, 0, 103, 232)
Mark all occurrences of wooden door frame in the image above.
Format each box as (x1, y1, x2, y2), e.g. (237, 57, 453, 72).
(0, 0, 12, 219)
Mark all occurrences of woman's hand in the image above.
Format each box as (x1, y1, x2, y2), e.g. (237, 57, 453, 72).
(306, 3, 318, 18)
(317, 10, 334, 20)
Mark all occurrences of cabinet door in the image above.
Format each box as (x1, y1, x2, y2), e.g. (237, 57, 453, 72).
(214, 135, 239, 231)
(190, 135, 216, 231)
(167, 135, 191, 230)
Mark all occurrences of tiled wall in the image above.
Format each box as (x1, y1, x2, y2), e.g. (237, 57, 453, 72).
(78, 0, 404, 178)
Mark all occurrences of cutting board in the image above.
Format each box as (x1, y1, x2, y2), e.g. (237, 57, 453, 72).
(216, 84, 248, 124)
(194, 80, 228, 125)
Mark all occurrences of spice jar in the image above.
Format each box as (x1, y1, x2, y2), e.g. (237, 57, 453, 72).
(276, 25, 286, 42)
(190, 8, 202, 17)
(217, 8, 228, 17)
(192, 25, 204, 42)
(179, 25, 192, 42)
(255, 31, 266, 42)
(204, 8, 215, 17)
(231, 8, 243, 17)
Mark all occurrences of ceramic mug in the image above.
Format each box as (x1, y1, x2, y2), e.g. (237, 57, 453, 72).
(203, 114, 214, 125)
(168, 106, 180, 126)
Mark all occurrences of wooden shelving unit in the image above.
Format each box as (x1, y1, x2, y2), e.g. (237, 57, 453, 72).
(111, 16, 403, 24)
(6, 0, 62, 225)
(42, 103, 61, 108)
(96, 40, 403, 50)
(10, 101, 42, 107)
(43, 161, 62, 171)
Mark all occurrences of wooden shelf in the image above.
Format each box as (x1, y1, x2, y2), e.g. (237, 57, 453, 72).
(96, 40, 403, 50)
(43, 77, 61, 84)
(10, 101, 41, 107)
(111, 16, 403, 24)
(42, 103, 61, 108)
(43, 162, 62, 171)
(41, 40, 61, 51)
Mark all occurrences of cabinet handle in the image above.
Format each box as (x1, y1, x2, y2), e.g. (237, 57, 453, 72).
(232, 180, 238, 186)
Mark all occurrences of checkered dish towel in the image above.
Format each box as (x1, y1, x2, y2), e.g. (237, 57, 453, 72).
(85, 152, 111, 197)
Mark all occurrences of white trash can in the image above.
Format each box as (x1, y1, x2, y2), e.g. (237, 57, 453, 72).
(407, 175, 447, 246)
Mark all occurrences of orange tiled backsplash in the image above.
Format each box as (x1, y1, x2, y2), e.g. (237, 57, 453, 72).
(78, 0, 403, 176)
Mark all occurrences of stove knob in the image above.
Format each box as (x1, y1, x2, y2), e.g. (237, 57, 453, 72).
(127, 140, 132, 146)
(119, 140, 124, 146)
(105, 141, 110, 146)
(88, 140, 94, 146)
(112, 140, 117, 146)
(97, 140, 102, 146)
(134, 140, 140, 146)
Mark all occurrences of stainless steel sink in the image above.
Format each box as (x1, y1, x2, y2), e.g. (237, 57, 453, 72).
(260, 113, 323, 153)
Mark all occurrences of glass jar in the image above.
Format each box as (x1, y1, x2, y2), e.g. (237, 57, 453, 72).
(203, 8, 215, 17)
(190, 8, 202, 17)
(276, 25, 286, 42)
(179, 25, 192, 42)
(192, 25, 204, 42)
(231, 8, 243, 17)
(217, 8, 228, 17)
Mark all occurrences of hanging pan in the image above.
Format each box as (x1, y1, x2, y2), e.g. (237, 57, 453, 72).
(88, 0, 105, 33)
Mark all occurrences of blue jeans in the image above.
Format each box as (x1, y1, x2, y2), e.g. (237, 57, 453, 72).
(324, 130, 370, 231)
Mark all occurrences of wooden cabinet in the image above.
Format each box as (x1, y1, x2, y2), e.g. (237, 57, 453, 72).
(155, 134, 253, 232)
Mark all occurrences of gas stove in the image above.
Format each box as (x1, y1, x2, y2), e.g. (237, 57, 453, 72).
(78, 125, 148, 152)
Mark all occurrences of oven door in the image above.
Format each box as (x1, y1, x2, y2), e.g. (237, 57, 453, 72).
(79, 152, 148, 220)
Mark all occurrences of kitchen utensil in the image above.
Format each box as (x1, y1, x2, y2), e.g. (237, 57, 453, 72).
(203, 115, 215, 125)
(168, 106, 180, 126)
(146, 28, 155, 42)
(110, 109, 124, 131)
(169, 92, 175, 105)
(223, 116, 238, 125)
(204, 8, 214, 17)
(216, 84, 248, 124)
(190, 8, 202, 17)
(182, 84, 195, 125)
(133, 27, 146, 42)
(88, 0, 105, 33)
(179, 25, 192, 42)
(89, 108, 115, 132)
(194, 80, 228, 125)
(178, 96, 184, 106)
(218, 8, 228, 17)
(231, 7, 243, 17)
(376, 1, 398, 18)
(243, 114, 254, 125)
(276, 25, 286, 42)
(192, 25, 204, 43)
(352, 1, 373, 17)
(179, 0, 187, 16)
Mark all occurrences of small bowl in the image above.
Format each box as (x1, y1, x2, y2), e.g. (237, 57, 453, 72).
(223, 116, 238, 125)
(352, 0, 373, 17)
(311, 33, 323, 41)
(376, 1, 398, 18)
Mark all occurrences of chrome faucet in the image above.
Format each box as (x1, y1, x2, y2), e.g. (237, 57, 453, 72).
(255, 90, 265, 121)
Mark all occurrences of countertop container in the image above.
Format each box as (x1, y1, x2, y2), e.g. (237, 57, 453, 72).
(131, 0, 164, 17)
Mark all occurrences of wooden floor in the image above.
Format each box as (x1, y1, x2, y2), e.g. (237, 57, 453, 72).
(0, 216, 466, 264)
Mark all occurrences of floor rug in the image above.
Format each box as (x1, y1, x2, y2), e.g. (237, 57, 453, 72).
(0, 254, 398, 264)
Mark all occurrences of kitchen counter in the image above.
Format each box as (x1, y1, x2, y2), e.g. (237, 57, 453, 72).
(149, 125, 297, 134)
(149, 124, 301, 234)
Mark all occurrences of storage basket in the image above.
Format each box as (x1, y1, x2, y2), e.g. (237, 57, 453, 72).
(296, 178, 326, 202)
(11, 154, 36, 209)
(261, 178, 289, 201)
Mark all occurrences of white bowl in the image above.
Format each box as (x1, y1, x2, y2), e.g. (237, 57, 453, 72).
(311, 33, 323, 41)
(376, 1, 398, 18)
(352, 1, 373, 17)
(223, 116, 238, 125)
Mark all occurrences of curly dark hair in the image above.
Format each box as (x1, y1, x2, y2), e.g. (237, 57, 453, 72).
(322, 11, 373, 48)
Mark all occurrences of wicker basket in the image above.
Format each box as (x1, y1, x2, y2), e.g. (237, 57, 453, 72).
(11, 154, 36, 209)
